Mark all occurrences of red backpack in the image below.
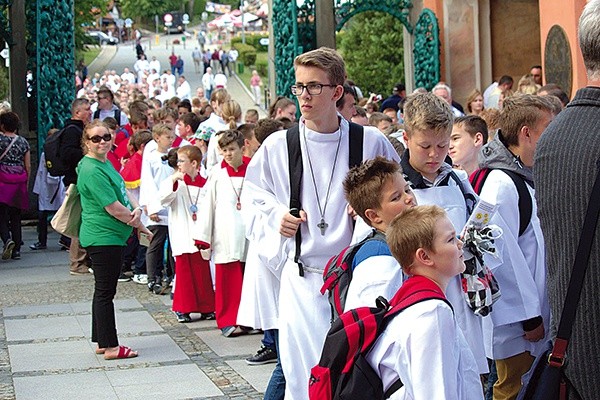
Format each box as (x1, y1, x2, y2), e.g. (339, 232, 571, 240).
(309, 275, 451, 400)
(320, 230, 386, 323)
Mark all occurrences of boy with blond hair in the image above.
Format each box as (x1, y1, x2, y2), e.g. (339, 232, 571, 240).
(243, 47, 398, 398)
(366, 205, 483, 399)
(400, 93, 487, 375)
(341, 156, 416, 310)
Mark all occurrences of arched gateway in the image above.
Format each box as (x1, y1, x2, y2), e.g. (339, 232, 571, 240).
(271, 0, 441, 97)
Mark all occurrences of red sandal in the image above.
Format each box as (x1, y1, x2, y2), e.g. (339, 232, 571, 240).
(104, 345, 138, 360)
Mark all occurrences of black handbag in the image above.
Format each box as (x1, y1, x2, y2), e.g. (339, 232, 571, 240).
(517, 167, 600, 400)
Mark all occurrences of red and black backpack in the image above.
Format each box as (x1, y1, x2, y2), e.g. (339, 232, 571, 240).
(309, 276, 451, 400)
(320, 230, 386, 323)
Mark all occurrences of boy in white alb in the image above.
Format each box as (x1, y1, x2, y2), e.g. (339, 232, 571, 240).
(242, 47, 399, 399)
(139, 124, 175, 294)
(477, 95, 555, 399)
(160, 145, 215, 323)
(399, 93, 487, 376)
(367, 205, 483, 400)
(341, 156, 416, 311)
(194, 130, 249, 337)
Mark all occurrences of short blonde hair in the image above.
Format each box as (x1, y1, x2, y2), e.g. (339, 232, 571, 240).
(294, 47, 346, 86)
(403, 93, 453, 138)
(387, 205, 447, 272)
(152, 123, 172, 139)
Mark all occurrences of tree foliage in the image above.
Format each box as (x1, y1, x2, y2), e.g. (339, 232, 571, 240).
(337, 11, 405, 98)
(119, 0, 183, 21)
(74, 0, 108, 51)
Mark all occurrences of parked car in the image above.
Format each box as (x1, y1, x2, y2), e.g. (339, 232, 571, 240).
(86, 31, 119, 45)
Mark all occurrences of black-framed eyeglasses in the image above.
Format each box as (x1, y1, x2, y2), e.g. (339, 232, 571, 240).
(87, 133, 112, 143)
(290, 83, 337, 96)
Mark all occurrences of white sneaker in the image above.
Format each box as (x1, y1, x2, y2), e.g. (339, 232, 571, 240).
(133, 274, 148, 284)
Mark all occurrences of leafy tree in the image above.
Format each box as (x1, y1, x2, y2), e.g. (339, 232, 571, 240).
(119, 0, 183, 21)
(74, 0, 107, 51)
(337, 11, 405, 98)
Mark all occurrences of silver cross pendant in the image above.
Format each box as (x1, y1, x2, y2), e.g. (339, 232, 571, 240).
(317, 218, 328, 236)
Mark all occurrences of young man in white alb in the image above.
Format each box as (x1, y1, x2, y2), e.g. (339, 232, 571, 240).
(243, 47, 399, 399)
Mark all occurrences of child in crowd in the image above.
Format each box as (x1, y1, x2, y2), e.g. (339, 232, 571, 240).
(366, 205, 483, 399)
(139, 124, 176, 294)
(242, 117, 286, 366)
(400, 93, 487, 376)
(237, 123, 260, 158)
(369, 112, 393, 133)
(160, 145, 215, 323)
(342, 156, 416, 310)
(30, 128, 66, 251)
(121, 130, 153, 284)
(194, 130, 249, 337)
(449, 115, 489, 176)
(205, 99, 242, 173)
(244, 109, 259, 124)
(177, 112, 201, 144)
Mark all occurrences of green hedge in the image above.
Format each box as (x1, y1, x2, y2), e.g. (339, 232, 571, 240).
(256, 59, 268, 77)
(232, 42, 257, 66)
(232, 33, 268, 51)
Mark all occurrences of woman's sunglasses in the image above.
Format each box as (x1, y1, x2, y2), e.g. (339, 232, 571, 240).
(87, 133, 112, 143)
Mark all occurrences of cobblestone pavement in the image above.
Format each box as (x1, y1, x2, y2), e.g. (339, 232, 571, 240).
(0, 227, 273, 400)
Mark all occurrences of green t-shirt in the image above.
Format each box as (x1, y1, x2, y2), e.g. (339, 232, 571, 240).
(76, 156, 133, 247)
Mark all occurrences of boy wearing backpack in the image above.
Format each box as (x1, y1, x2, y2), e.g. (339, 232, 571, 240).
(243, 47, 399, 399)
(476, 94, 555, 399)
(366, 205, 483, 399)
(337, 156, 416, 311)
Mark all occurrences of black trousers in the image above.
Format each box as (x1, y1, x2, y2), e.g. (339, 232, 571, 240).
(0, 204, 22, 251)
(145, 225, 173, 283)
(86, 245, 124, 348)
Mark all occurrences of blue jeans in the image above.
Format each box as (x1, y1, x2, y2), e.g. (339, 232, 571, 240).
(486, 360, 497, 400)
(262, 329, 277, 350)
(264, 329, 285, 400)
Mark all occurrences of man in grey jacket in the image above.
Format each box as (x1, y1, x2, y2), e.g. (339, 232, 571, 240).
(534, 1, 600, 398)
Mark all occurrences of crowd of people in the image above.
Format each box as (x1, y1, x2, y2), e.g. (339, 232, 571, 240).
(1, 1, 600, 397)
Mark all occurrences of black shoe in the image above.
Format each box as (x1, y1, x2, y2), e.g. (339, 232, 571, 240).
(148, 281, 156, 292)
(174, 312, 192, 323)
(245, 346, 278, 365)
(153, 282, 169, 295)
(118, 273, 132, 282)
(58, 238, 70, 251)
(11, 250, 21, 260)
(29, 242, 47, 250)
(200, 312, 216, 320)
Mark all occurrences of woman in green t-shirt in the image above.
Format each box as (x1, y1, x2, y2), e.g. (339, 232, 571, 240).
(77, 120, 152, 360)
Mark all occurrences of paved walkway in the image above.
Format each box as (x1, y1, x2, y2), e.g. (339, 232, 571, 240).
(0, 227, 274, 400)
(88, 32, 266, 118)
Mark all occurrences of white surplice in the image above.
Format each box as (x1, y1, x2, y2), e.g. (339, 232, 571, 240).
(479, 170, 551, 360)
(242, 117, 399, 399)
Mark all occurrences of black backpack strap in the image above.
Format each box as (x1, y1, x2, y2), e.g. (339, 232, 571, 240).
(287, 125, 304, 276)
(93, 109, 100, 120)
(114, 109, 121, 125)
(448, 170, 477, 216)
(498, 169, 532, 237)
(348, 122, 364, 169)
(383, 378, 403, 399)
